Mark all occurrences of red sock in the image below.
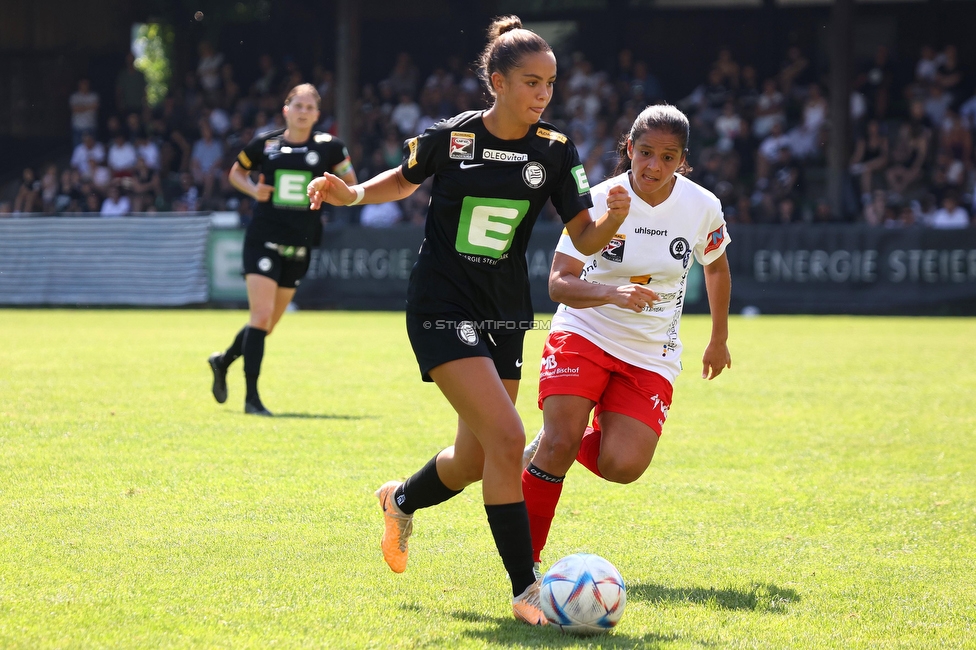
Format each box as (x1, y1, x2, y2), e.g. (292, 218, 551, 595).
(575, 426, 604, 478)
(522, 467, 564, 563)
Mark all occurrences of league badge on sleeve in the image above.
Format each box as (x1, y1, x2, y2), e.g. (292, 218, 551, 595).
(704, 225, 725, 255)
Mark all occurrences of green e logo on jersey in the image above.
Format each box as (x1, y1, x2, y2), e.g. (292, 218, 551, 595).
(273, 170, 312, 208)
(456, 196, 530, 259)
(571, 164, 590, 195)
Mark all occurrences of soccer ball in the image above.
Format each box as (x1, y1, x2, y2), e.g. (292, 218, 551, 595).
(540, 553, 626, 635)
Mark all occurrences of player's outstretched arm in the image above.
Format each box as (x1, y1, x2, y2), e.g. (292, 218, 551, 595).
(701, 252, 732, 379)
(307, 167, 420, 210)
(563, 184, 630, 255)
(549, 252, 659, 313)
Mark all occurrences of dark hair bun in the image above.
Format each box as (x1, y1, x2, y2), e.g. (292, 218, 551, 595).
(488, 15, 522, 40)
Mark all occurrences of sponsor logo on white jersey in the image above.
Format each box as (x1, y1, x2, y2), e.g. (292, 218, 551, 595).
(704, 225, 725, 254)
(669, 237, 692, 268)
(634, 227, 667, 236)
(602, 235, 626, 263)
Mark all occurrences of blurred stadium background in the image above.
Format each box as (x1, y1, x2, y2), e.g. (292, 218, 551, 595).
(1, 0, 974, 314)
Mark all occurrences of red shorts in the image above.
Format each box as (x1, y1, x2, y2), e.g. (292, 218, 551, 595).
(538, 330, 673, 436)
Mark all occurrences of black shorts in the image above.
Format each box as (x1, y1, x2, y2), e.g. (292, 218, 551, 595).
(406, 311, 527, 383)
(242, 238, 311, 289)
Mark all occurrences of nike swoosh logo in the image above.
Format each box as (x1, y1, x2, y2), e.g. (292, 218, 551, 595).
(515, 359, 523, 367)
(459, 161, 484, 169)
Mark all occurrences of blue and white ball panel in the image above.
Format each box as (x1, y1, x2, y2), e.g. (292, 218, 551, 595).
(540, 553, 627, 635)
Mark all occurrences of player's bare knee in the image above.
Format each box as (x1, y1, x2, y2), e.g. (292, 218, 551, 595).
(266, 317, 283, 335)
(601, 458, 647, 484)
(493, 422, 526, 451)
(249, 312, 273, 331)
(486, 432, 525, 467)
(540, 429, 581, 466)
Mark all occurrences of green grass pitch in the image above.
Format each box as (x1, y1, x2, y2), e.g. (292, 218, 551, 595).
(1, 309, 974, 648)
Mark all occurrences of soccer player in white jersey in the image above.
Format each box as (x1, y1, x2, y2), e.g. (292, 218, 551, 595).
(520, 104, 732, 569)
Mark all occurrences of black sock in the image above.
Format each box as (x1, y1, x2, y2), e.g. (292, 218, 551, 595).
(221, 326, 248, 369)
(394, 454, 462, 515)
(485, 501, 537, 597)
(242, 326, 267, 403)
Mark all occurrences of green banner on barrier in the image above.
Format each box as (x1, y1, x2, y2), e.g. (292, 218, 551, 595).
(208, 229, 247, 302)
(206, 225, 707, 312)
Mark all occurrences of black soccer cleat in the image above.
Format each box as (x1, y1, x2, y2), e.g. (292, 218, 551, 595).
(244, 399, 273, 417)
(208, 352, 228, 404)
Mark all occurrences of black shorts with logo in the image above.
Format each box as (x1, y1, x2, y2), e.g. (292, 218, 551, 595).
(242, 238, 311, 289)
(405, 311, 526, 383)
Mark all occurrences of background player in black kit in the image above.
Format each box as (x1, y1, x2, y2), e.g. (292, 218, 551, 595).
(208, 83, 356, 416)
(308, 16, 632, 625)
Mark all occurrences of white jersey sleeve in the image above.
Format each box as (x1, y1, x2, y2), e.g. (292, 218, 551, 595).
(693, 194, 730, 266)
(554, 229, 585, 262)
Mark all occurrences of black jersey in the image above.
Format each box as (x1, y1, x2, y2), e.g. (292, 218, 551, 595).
(237, 129, 352, 246)
(401, 111, 593, 325)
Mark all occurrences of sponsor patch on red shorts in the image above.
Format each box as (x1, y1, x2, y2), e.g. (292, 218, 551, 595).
(538, 331, 673, 435)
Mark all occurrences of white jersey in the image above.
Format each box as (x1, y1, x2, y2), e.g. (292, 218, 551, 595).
(550, 172, 730, 383)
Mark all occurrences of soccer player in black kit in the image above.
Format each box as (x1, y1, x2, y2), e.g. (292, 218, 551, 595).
(309, 16, 632, 624)
(208, 83, 356, 416)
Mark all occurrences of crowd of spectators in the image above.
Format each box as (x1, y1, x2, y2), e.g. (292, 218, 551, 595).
(1, 38, 973, 230)
(674, 42, 975, 228)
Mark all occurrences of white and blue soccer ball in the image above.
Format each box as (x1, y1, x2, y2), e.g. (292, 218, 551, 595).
(540, 553, 627, 635)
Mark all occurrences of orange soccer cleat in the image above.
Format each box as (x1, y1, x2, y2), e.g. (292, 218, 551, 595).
(375, 481, 413, 573)
(512, 579, 548, 626)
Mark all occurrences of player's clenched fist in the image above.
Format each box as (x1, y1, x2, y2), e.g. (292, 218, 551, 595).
(252, 174, 274, 202)
(606, 184, 630, 221)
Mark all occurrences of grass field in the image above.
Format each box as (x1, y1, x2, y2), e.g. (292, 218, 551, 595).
(1, 310, 974, 649)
